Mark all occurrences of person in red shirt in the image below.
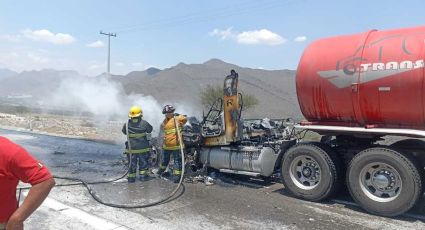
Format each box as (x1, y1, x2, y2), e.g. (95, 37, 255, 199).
(0, 136, 55, 230)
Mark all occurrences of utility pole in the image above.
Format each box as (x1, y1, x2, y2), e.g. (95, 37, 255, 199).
(100, 31, 117, 75)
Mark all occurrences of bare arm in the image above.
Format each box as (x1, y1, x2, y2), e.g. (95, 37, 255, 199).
(6, 178, 55, 230)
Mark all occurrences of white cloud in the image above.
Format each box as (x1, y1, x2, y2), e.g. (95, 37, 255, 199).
(237, 29, 286, 45)
(22, 29, 75, 45)
(87, 40, 105, 48)
(0, 50, 52, 71)
(115, 62, 125, 67)
(0, 34, 21, 42)
(294, 36, 307, 42)
(210, 28, 285, 45)
(209, 27, 234, 40)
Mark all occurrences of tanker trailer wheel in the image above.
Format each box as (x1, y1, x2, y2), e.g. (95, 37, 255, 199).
(347, 147, 423, 216)
(281, 143, 343, 201)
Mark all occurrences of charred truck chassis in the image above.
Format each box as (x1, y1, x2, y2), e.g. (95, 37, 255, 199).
(198, 122, 297, 177)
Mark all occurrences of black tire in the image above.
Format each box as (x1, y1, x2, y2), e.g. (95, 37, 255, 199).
(347, 147, 423, 216)
(281, 143, 343, 201)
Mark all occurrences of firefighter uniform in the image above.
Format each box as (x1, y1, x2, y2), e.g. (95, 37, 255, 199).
(123, 106, 153, 183)
(158, 105, 187, 182)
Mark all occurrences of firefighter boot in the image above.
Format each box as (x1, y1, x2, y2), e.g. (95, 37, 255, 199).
(173, 169, 182, 183)
(156, 165, 168, 177)
(139, 169, 150, 181)
(127, 177, 136, 183)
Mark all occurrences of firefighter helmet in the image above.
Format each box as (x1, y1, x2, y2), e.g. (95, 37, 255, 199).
(128, 106, 143, 118)
(162, 105, 175, 114)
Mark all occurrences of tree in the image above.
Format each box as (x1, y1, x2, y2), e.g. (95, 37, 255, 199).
(200, 85, 258, 112)
(239, 92, 259, 112)
(200, 85, 223, 109)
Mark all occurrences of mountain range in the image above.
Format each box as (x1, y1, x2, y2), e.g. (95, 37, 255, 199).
(0, 69, 83, 105)
(0, 59, 302, 119)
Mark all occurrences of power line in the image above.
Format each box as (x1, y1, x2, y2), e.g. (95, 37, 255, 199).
(103, 0, 292, 34)
(100, 31, 117, 75)
(104, 1, 267, 32)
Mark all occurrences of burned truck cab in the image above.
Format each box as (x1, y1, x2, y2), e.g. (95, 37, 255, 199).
(188, 70, 296, 177)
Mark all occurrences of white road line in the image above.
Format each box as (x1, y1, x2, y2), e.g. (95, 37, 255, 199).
(23, 191, 131, 230)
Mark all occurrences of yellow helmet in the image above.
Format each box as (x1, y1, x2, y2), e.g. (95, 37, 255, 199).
(128, 106, 143, 118)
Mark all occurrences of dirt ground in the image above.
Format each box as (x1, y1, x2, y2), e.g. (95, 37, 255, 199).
(0, 112, 124, 143)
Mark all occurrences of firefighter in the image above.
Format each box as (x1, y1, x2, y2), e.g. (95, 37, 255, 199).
(157, 105, 187, 183)
(122, 106, 153, 183)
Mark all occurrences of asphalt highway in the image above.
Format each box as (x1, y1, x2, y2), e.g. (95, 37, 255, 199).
(2, 129, 425, 230)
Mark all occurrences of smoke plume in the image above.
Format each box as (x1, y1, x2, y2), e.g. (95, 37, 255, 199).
(46, 75, 199, 135)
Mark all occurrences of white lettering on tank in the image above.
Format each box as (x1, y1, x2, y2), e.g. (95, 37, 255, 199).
(385, 61, 398, 70)
(400, 61, 413, 69)
(372, 63, 385, 71)
(360, 60, 424, 71)
(414, 59, 424, 69)
(360, 63, 371, 71)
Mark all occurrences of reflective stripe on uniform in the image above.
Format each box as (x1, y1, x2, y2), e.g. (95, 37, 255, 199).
(163, 145, 181, 150)
(164, 128, 182, 135)
(139, 170, 147, 175)
(159, 165, 167, 169)
(128, 133, 146, 138)
(128, 173, 136, 178)
(173, 169, 182, 175)
(125, 148, 150, 154)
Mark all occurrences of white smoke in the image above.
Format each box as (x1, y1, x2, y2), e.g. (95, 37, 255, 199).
(127, 94, 163, 132)
(49, 77, 126, 118)
(46, 75, 200, 135)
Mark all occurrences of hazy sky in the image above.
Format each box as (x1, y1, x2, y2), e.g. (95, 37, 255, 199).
(0, 0, 424, 76)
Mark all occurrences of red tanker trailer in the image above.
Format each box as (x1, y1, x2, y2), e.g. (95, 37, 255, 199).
(292, 25, 425, 216)
(297, 26, 425, 129)
(191, 26, 425, 217)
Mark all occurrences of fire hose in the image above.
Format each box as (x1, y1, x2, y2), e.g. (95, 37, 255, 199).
(18, 114, 186, 209)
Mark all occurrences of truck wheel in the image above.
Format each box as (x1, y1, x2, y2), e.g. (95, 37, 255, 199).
(347, 147, 422, 216)
(281, 143, 342, 201)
